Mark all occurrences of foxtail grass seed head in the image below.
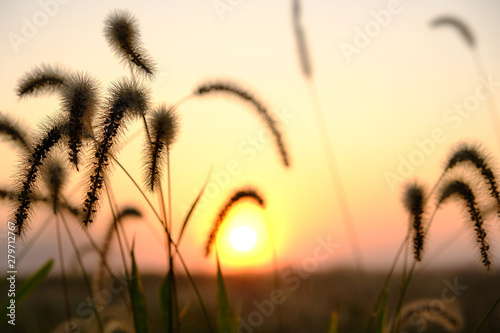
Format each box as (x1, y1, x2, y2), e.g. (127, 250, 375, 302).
(393, 298, 463, 333)
(402, 181, 426, 261)
(41, 158, 67, 214)
(143, 105, 179, 192)
(205, 189, 265, 256)
(437, 179, 491, 270)
(16, 64, 68, 98)
(0, 112, 31, 151)
(445, 142, 500, 217)
(195, 81, 290, 167)
(13, 118, 66, 237)
(104, 9, 156, 77)
(82, 78, 150, 226)
(292, 0, 312, 78)
(431, 16, 475, 48)
(61, 72, 101, 169)
(1, 186, 79, 218)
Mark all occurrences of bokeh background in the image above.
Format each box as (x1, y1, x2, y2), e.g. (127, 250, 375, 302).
(1, 0, 500, 278)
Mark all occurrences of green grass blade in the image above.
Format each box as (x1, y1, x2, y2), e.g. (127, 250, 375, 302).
(1, 259, 53, 321)
(160, 267, 179, 332)
(376, 292, 388, 333)
(327, 308, 339, 333)
(130, 247, 152, 333)
(177, 167, 213, 245)
(216, 254, 234, 333)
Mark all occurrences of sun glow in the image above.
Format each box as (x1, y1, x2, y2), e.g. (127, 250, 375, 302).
(230, 226, 257, 252)
(215, 202, 272, 270)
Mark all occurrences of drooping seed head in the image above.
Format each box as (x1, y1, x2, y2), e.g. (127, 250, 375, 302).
(445, 142, 500, 217)
(104, 9, 156, 77)
(437, 178, 491, 270)
(16, 64, 68, 98)
(402, 181, 426, 261)
(431, 16, 475, 48)
(61, 72, 101, 168)
(0, 112, 31, 151)
(392, 298, 463, 333)
(195, 81, 290, 167)
(205, 189, 265, 256)
(143, 105, 180, 192)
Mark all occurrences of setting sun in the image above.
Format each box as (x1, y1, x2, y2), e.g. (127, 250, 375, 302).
(230, 226, 258, 252)
(215, 202, 273, 270)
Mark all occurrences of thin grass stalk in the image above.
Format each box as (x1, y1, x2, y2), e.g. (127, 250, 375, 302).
(82, 228, 131, 312)
(87, 135, 131, 278)
(129, 60, 152, 146)
(306, 82, 367, 286)
(104, 186, 130, 278)
(390, 262, 417, 333)
(175, 246, 216, 333)
(390, 208, 440, 333)
(55, 215, 72, 323)
(364, 233, 410, 333)
(432, 17, 500, 150)
(107, 188, 133, 257)
(292, 0, 365, 287)
(17, 215, 52, 263)
(414, 228, 463, 276)
(472, 294, 500, 333)
(59, 213, 105, 333)
(158, 171, 180, 333)
(472, 48, 500, 150)
(266, 220, 283, 333)
(167, 149, 173, 236)
(106, 149, 213, 331)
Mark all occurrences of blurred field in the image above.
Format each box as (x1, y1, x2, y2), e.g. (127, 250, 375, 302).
(1, 267, 499, 333)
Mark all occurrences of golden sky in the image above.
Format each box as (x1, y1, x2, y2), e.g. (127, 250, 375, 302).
(1, 0, 500, 275)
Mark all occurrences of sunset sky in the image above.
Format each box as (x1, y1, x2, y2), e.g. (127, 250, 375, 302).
(1, 0, 500, 276)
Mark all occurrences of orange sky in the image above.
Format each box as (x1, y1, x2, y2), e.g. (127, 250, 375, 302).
(1, 0, 500, 276)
